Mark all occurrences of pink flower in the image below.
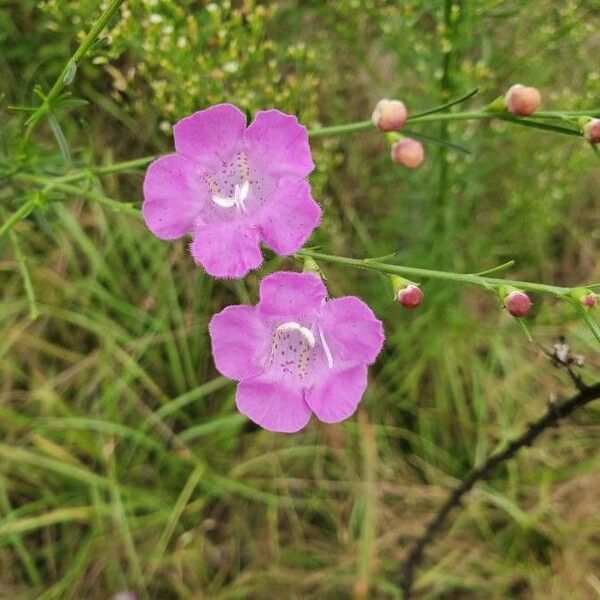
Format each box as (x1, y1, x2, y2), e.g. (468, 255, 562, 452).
(209, 271, 385, 433)
(142, 104, 321, 278)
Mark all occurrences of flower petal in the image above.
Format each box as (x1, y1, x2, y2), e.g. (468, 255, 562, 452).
(174, 103, 246, 170)
(142, 154, 208, 240)
(244, 110, 314, 179)
(190, 222, 262, 278)
(259, 179, 321, 256)
(317, 297, 384, 365)
(258, 272, 327, 320)
(236, 373, 311, 433)
(306, 364, 368, 423)
(209, 305, 269, 380)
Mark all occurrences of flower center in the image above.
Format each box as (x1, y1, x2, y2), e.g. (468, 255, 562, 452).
(205, 151, 266, 213)
(267, 321, 315, 380)
(266, 322, 334, 381)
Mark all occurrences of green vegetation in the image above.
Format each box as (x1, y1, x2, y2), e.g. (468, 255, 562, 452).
(1, 1, 599, 598)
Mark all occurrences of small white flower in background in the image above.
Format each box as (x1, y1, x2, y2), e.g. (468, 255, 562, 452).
(112, 593, 138, 600)
(223, 61, 239, 74)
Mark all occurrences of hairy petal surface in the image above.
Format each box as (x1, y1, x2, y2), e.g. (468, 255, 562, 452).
(258, 271, 327, 320)
(142, 154, 208, 240)
(318, 296, 384, 364)
(209, 305, 269, 380)
(259, 179, 321, 255)
(244, 110, 314, 179)
(306, 364, 368, 423)
(174, 103, 246, 170)
(190, 222, 262, 278)
(236, 373, 312, 433)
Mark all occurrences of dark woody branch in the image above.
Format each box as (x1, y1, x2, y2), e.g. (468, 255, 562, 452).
(400, 369, 600, 599)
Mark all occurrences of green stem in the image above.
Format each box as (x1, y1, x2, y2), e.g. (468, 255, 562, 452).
(22, 0, 126, 144)
(408, 109, 551, 124)
(54, 155, 155, 184)
(409, 109, 599, 123)
(306, 108, 593, 139)
(297, 249, 571, 296)
(308, 120, 374, 138)
(526, 109, 600, 118)
(19, 107, 596, 188)
(14, 173, 140, 217)
(0, 197, 37, 240)
(9, 230, 39, 320)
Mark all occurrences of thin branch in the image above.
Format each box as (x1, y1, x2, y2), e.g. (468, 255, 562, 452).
(22, 0, 126, 144)
(13, 173, 140, 217)
(298, 249, 571, 296)
(537, 338, 587, 392)
(400, 379, 600, 599)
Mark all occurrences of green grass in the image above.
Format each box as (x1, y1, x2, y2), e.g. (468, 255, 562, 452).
(1, 1, 600, 598)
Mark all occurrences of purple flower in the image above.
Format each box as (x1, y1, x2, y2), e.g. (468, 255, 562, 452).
(209, 271, 385, 433)
(142, 103, 321, 278)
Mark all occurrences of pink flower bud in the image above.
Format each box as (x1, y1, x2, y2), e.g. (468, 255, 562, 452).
(391, 138, 424, 169)
(582, 292, 597, 308)
(503, 290, 532, 317)
(570, 287, 597, 309)
(397, 284, 423, 309)
(372, 99, 408, 132)
(505, 84, 542, 116)
(583, 118, 600, 144)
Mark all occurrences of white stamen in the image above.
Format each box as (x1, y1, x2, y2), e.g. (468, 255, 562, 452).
(212, 194, 236, 208)
(276, 321, 315, 348)
(235, 181, 250, 212)
(212, 180, 251, 212)
(318, 325, 334, 369)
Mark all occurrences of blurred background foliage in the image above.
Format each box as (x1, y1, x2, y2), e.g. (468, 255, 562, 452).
(1, 0, 600, 598)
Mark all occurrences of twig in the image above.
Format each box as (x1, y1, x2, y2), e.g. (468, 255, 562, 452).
(400, 379, 600, 598)
(537, 337, 587, 392)
(22, 0, 126, 144)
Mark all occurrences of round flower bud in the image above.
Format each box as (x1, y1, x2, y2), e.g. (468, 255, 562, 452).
(391, 138, 424, 169)
(505, 84, 542, 116)
(583, 293, 597, 308)
(503, 289, 532, 317)
(397, 284, 423, 309)
(583, 118, 600, 144)
(570, 287, 597, 309)
(372, 99, 408, 132)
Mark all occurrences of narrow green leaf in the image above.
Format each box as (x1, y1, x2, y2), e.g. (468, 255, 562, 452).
(579, 308, 600, 344)
(0, 198, 36, 241)
(9, 231, 39, 320)
(7, 105, 38, 112)
(48, 113, 72, 165)
(409, 87, 479, 119)
(515, 318, 533, 343)
(403, 128, 471, 154)
(498, 115, 581, 136)
(57, 97, 89, 109)
(474, 260, 516, 276)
